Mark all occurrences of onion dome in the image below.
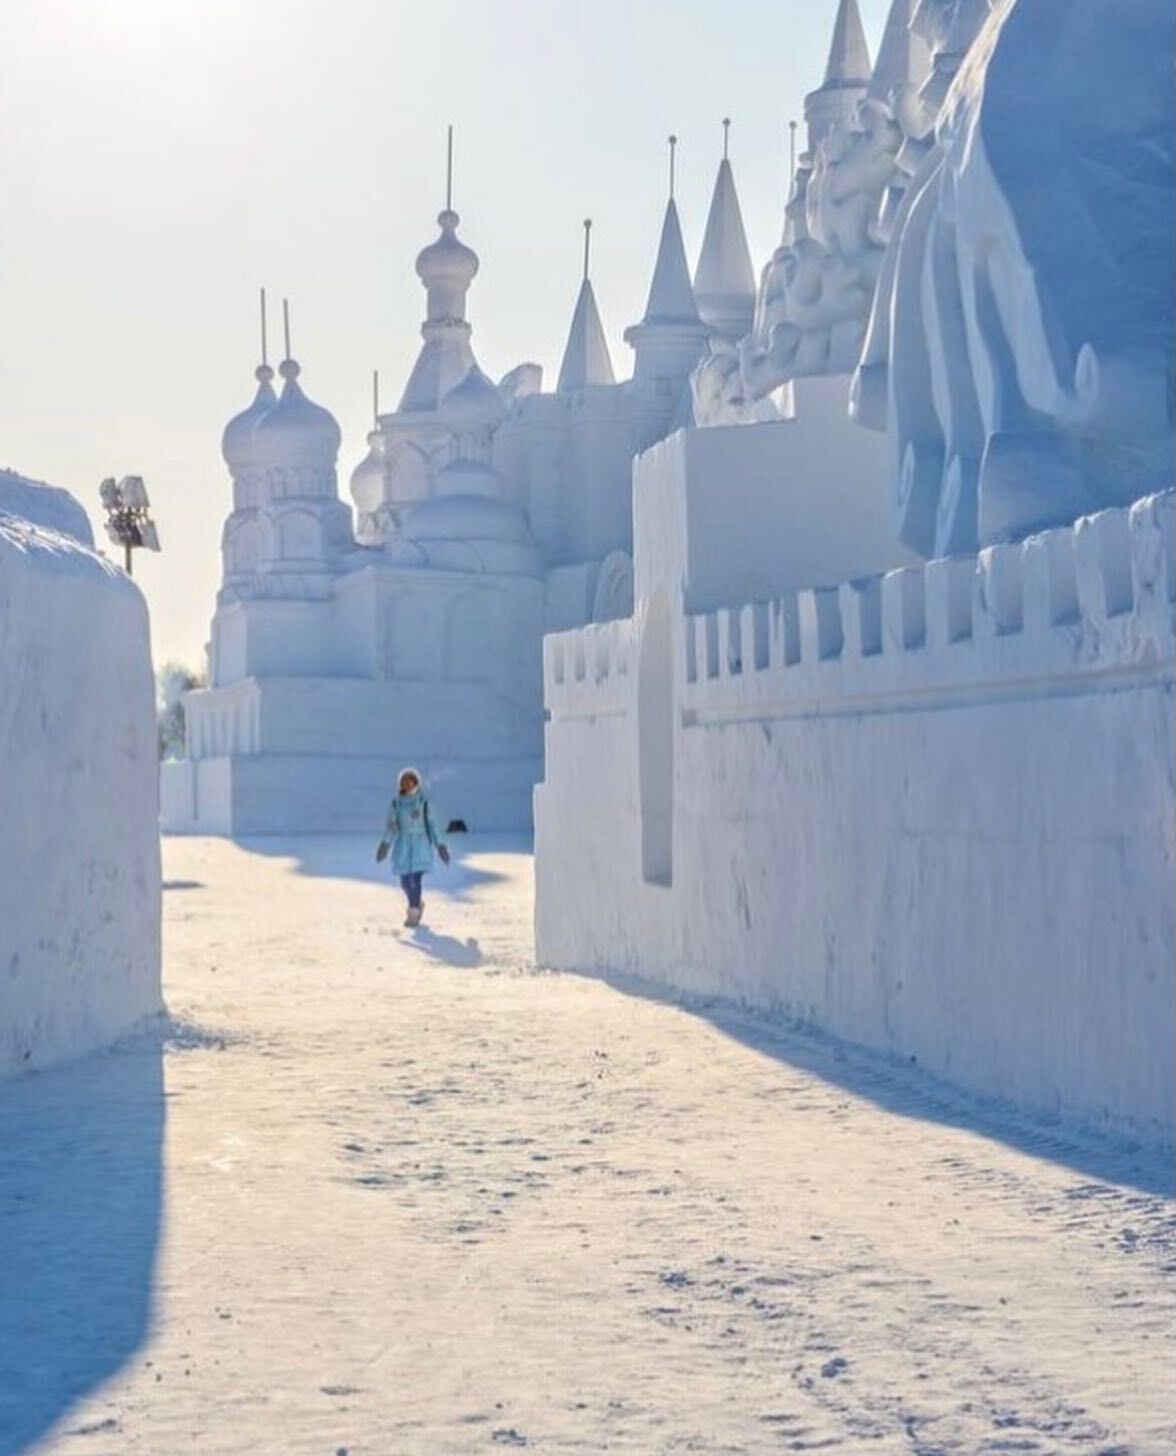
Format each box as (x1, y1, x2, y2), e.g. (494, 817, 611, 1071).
(221, 364, 277, 474)
(440, 365, 507, 425)
(253, 358, 342, 466)
(349, 429, 387, 514)
(416, 209, 480, 323)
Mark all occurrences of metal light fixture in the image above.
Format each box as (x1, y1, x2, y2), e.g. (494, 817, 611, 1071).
(99, 476, 161, 576)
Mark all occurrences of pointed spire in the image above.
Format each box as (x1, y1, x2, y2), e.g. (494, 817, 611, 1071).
(220, 289, 276, 473)
(638, 139, 700, 327)
(824, 0, 872, 87)
(693, 121, 756, 342)
(253, 287, 275, 399)
(868, 0, 931, 104)
(624, 135, 709, 385)
(641, 199, 699, 324)
(558, 222, 615, 393)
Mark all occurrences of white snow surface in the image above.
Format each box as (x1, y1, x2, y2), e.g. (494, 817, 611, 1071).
(0, 513, 161, 1075)
(3, 835, 1172, 1455)
(0, 470, 93, 547)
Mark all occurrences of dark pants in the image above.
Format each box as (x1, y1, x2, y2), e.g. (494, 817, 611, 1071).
(400, 872, 424, 909)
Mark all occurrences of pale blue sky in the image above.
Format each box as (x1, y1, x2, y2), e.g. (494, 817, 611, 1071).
(1, 0, 893, 666)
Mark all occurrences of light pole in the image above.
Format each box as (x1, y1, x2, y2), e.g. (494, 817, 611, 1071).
(99, 476, 161, 577)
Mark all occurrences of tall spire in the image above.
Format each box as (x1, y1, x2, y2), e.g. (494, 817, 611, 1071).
(824, 0, 872, 87)
(624, 136, 709, 387)
(558, 219, 615, 393)
(397, 129, 483, 414)
(220, 288, 277, 477)
(637, 138, 700, 326)
(868, 0, 931, 105)
(805, 0, 874, 149)
(693, 120, 756, 342)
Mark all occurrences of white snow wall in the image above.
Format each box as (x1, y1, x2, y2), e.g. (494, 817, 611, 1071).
(535, 492, 1176, 1144)
(0, 515, 162, 1075)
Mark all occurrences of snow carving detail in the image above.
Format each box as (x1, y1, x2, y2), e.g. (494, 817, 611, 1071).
(854, 0, 1176, 554)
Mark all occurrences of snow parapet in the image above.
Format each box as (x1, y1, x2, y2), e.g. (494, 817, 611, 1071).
(0, 509, 162, 1075)
(537, 492, 1176, 1143)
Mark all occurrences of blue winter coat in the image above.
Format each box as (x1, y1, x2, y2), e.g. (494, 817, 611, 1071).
(384, 789, 444, 876)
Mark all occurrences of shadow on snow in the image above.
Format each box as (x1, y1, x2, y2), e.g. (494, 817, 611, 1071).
(593, 971, 1175, 1201)
(402, 928, 483, 969)
(230, 832, 529, 905)
(0, 1025, 165, 1454)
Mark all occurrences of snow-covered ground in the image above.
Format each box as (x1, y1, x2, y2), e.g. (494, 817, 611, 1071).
(2, 835, 1173, 1455)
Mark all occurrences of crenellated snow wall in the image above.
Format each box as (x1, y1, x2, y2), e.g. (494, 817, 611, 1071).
(0, 506, 162, 1075)
(536, 491, 1176, 1143)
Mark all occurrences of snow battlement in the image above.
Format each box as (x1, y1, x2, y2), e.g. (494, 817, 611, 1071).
(544, 615, 636, 716)
(543, 492, 1175, 724)
(680, 492, 1175, 715)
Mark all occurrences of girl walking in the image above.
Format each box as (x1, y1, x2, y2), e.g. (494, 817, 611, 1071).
(376, 767, 449, 927)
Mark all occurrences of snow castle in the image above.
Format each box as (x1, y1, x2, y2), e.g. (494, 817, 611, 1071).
(164, 129, 754, 834)
(534, 0, 1176, 1143)
(162, 0, 1174, 1139)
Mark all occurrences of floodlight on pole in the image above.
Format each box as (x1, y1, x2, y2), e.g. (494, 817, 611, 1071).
(99, 475, 161, 577)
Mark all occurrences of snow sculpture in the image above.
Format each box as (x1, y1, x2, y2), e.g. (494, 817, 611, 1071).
(853, 0, 1176, 553)
(1, 488, 161, 1074)
(0, 468, 94, 546)
(692, 0, 931, 426)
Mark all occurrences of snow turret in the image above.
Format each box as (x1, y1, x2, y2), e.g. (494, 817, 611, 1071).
(624, 137, 710, 388)
(398, 204, 482, 414)
(805, 0, 873, 149)
(692, 122, 756, 343)
(558, 220, 615, 393)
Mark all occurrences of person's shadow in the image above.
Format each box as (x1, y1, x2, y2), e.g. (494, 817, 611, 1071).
(405, 928, 483, 969)
(0, 1027, 164, 1454)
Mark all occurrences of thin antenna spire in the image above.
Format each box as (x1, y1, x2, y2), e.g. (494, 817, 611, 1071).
(259, 287, 269, 367)
(789, 120, 798, 190)
(282, 297, 291, 360)
(372, 369, 380, 424)
(668, 134, 678, 200)
(582, 218, 592, 281)
(722, 117, 731, 161)
(445, 125, 454, 211)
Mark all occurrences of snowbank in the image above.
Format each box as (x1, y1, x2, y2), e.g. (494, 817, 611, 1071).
(0, 467, 94, 546)
(0, 509, 161, 1075)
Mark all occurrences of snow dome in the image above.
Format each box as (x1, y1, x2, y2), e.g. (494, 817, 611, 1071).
(253, 359, 342, 468)
(221, 364, 277, 474)
(349, 429, 388, 515)
(416, 208, 480, 319)
(441, 364, 506, 425)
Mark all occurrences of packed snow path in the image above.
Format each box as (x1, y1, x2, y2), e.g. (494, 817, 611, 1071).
(2, 837, 1173, 1456)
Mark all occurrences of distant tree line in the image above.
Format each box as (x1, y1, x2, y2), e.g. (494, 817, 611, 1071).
(156, 661, 205, 761)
